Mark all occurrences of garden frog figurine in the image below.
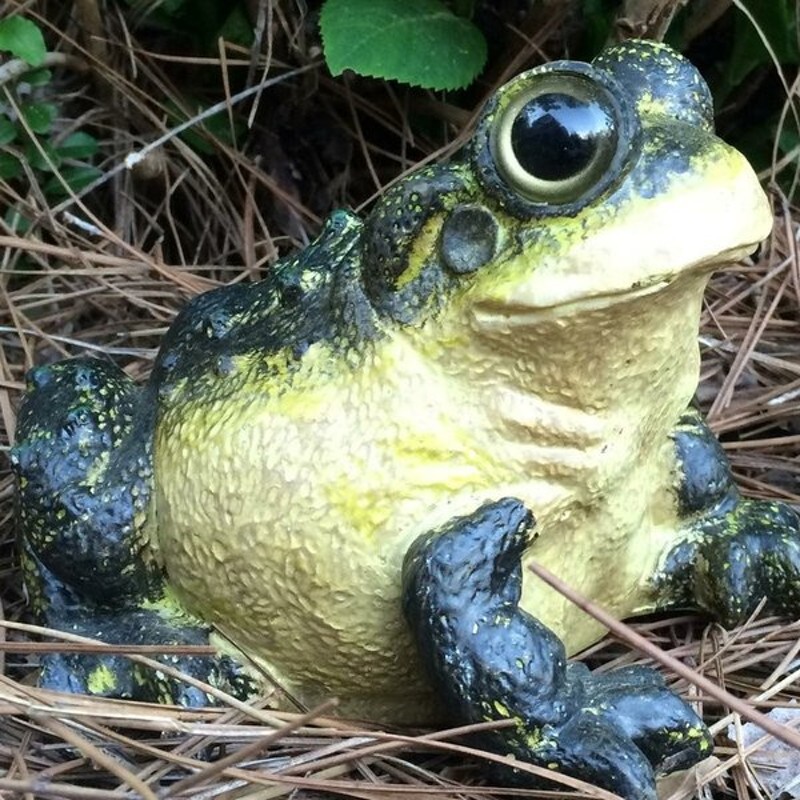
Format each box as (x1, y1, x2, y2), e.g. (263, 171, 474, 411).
(12, 40, 800, 799)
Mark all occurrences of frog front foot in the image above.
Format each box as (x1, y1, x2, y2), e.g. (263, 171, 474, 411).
(11, 359, 254, 705)
(402, 499, 711, 800)
(658, 408, 800, 626)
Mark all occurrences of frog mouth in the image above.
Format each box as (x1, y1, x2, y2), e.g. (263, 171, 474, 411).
(471, 239, 763, 329)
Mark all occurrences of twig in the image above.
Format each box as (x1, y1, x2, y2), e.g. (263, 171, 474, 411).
(528, 559, 800, 751)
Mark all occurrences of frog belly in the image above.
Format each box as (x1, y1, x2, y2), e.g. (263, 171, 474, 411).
(154, 365, 687, 722)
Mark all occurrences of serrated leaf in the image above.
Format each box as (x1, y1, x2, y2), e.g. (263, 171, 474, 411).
(0, 16, 47, 66)
(0, 152, 22, 180)
(0, 117, 17, 146)
(320, 0, 487, 90)
(20, 102, 57, 135)
(57, 132, 99, 160)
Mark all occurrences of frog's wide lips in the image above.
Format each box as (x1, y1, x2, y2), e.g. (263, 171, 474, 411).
(471, 237, 764, 327)
(539, 240, 765, 313)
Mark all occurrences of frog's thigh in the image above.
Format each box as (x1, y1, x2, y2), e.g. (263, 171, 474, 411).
(25, 543, 256, 704)
(656, 407, 800, 625)
(12, 359, 253, 705)
(12, 359, 159, 603)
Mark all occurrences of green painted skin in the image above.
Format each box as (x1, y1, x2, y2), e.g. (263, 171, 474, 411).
(11, 40, 800, 797)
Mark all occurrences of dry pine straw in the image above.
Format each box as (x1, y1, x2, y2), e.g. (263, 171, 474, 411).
(0, 215, 799, 800)
(0, 19, 800, 797)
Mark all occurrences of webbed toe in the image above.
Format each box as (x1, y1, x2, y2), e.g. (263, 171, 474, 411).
(664, 407, 800, 626)
(589, 665, 711, 772)
(37, 611, 257, 706)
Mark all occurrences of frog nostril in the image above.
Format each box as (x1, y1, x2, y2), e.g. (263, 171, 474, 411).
(206, 308, 231, 339)
(213, 355, 236, 377)
(62, 406, 92, 437)
(279, 282, 304, 307)
(161, 350, 179, 372)
(74, 366, 100, 391)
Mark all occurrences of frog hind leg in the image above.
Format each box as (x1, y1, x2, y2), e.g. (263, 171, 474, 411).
(11, 359, 254, 704)
(402, 499, 711, 800)
(656, 407, 800, 626)
(21, 542, 255, 705)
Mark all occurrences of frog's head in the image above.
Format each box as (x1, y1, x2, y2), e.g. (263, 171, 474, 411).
(358, 41, 770, 405)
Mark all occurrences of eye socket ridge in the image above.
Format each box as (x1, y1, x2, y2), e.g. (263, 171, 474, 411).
(490, 67, 636, 209)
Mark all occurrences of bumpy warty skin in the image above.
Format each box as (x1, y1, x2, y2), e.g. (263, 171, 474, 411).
(12, 39, 788, 730)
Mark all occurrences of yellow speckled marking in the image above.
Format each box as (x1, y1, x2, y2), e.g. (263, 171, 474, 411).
(86, 664, 117, 695)
(494, 700, 511, 717)
(396, 215, 445, 289)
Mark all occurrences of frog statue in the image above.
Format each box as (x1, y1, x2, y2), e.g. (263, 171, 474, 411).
(11, 40, 800, 798)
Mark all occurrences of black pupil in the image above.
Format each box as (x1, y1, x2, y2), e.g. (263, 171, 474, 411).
(510, 92, 615, 182)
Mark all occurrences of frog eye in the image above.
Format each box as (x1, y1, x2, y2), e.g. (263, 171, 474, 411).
(493, 74, 624, 204)
(475, 65, 637, 214)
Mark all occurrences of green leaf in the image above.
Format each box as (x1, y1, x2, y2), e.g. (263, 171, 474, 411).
(0, 151, 22, 180)
(0, 16, 47, 66)
(727, 0, 798, 90)
(779, 124, 800, 156)
(201, 108, 246, 146)
(449, 0, 476, 17)
(44, 165, 103, 197)
(581, 0, 616, 56)
(22, 68, 52, 87)
(57, 132, 99, 160)
(0, 117, 17, 146)
(166, 101, 244, 155)
(20, 102, 57, 135)
(150, 0, 188, 14)
(127, 0, 188, 15)
(24, 139, 60, 171)
(320, 0, 487, 90)
(218, 5, 254, 46)
(4, 206, 32, 234)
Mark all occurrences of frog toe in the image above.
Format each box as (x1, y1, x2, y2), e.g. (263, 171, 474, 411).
(490, 669, 708, 799)
(590, 666, 711, 771)
(40, 652, 136, 698)
(516, 709, 659, 800)
(36, 611, 255, 706)
(39, 649, 240, 706)
(135, 652, 256, 706)
(667, 409, 800, 627)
